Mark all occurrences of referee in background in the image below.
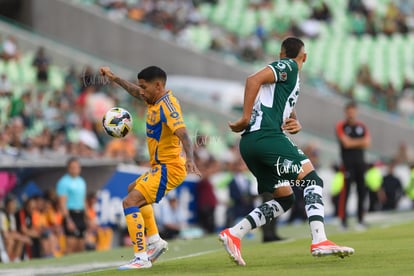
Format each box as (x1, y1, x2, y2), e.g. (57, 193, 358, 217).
(335, 101, 371, 230)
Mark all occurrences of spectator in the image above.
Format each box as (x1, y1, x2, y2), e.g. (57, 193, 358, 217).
(380, 159, 403, 211)
(44, 190, 65, 257)
(365, 162, 383, 212)
(56, 157, 87, 254)
(156, 192, 185, 240)
(32, 47, 50, 84)
(0, 35, 20, 61)
(34, 196, 56, 258)
(310, 1, 332, 22)
(227, 157, 255, 227)
(0, 196, 32, 262)
(104, 132, 138, 162)
(15, 197, 43, 259)
(84, 192, 112, 251)
(84, 193, 99, 251)
(407, 164, 414, 209)
(0, 74, 12, 96)
(330, 163, 344, 218)
(195, 157, 218, 234)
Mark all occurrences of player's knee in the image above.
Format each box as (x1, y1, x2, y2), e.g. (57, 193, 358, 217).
(275, 193, 295, 211)
(302, 171, 324, 188)
(123, 189, 146, 208)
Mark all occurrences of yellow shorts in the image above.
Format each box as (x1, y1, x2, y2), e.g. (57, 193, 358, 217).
(134, 163, 186, 204)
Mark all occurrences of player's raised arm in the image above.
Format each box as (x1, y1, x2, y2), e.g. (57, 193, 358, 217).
(100, 66, 142, 99)
(229, 67, 275, 132)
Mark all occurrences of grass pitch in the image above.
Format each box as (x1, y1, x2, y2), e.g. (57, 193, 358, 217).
(1, 211, 414, 276)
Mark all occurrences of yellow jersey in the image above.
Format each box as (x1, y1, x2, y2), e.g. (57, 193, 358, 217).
(145, 90, 186, 165)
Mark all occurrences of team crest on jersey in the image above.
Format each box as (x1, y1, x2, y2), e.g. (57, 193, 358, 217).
(279, 71, 287, 81)
(276, 62, 286, 70)
(148, 110, 157, 123)
(170, 111, 180, 119)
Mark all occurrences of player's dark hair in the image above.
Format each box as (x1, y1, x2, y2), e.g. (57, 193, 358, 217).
(137, 66, 167, 83)
(67, 156, 79, 166)
(281, 37, 304, 58)
(345, 101, 358, 110)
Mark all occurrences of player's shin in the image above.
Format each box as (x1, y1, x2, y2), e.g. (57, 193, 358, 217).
(230, 194, 294, 239)
(124, 206, 148, 259)
(302, 171, 328, 243)
(140, 205, 160, 243)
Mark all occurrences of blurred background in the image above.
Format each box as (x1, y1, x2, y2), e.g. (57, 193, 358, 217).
(0, 0, 413, 262)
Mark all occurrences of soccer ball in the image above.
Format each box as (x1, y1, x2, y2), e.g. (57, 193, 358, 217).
(102, 107, 133, 138)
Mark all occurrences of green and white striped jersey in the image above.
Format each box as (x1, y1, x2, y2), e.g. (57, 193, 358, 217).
(244, 58, 300, 134)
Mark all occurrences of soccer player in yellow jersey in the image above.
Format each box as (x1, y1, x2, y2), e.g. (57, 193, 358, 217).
(100, 66, 201, 270)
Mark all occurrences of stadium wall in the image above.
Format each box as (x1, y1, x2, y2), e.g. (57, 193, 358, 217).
(19, 0, 414, 158)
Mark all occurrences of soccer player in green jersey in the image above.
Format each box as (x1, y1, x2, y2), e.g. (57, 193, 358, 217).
(219, 37, 354, 266)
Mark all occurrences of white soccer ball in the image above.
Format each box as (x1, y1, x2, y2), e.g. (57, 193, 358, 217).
(102, 107, 133, 138)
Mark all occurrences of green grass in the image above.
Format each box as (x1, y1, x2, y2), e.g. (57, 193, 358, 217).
(2, 212, 414, 275)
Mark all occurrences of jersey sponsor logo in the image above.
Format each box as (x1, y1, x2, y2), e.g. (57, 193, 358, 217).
(173, 121, 184, 127)
(356, 126, 363, 135)
(274, 157, 304, 176)
(135, 225, 145, 251)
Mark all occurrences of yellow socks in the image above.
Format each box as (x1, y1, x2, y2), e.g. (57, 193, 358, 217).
(124, 206, 147, 255)
(141, 204, 159, 237)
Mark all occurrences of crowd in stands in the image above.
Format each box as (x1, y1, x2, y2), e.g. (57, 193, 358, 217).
(0, 35, 150, 164)
(89, 0, 414, 122)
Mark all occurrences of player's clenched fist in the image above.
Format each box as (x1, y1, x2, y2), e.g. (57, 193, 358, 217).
(99, 66, 115, 81)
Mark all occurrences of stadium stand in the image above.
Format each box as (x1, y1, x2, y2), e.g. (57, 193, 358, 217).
(78, 0, 414, 124)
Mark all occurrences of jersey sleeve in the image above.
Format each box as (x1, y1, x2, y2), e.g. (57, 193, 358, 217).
(336, 121, 346, 138)
(163, 96, 186, 133)
(268, 59, 297, 83)
(361, 122, 370, 138)
(56, 177, 67, 196)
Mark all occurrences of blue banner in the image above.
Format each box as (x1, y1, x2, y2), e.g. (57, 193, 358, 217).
(96, 165, 198, 227)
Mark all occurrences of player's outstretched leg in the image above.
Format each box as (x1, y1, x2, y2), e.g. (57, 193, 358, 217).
(218, 229, 246, 266)
(219, 194, 294, 266)
(302, 171, 355, 258)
